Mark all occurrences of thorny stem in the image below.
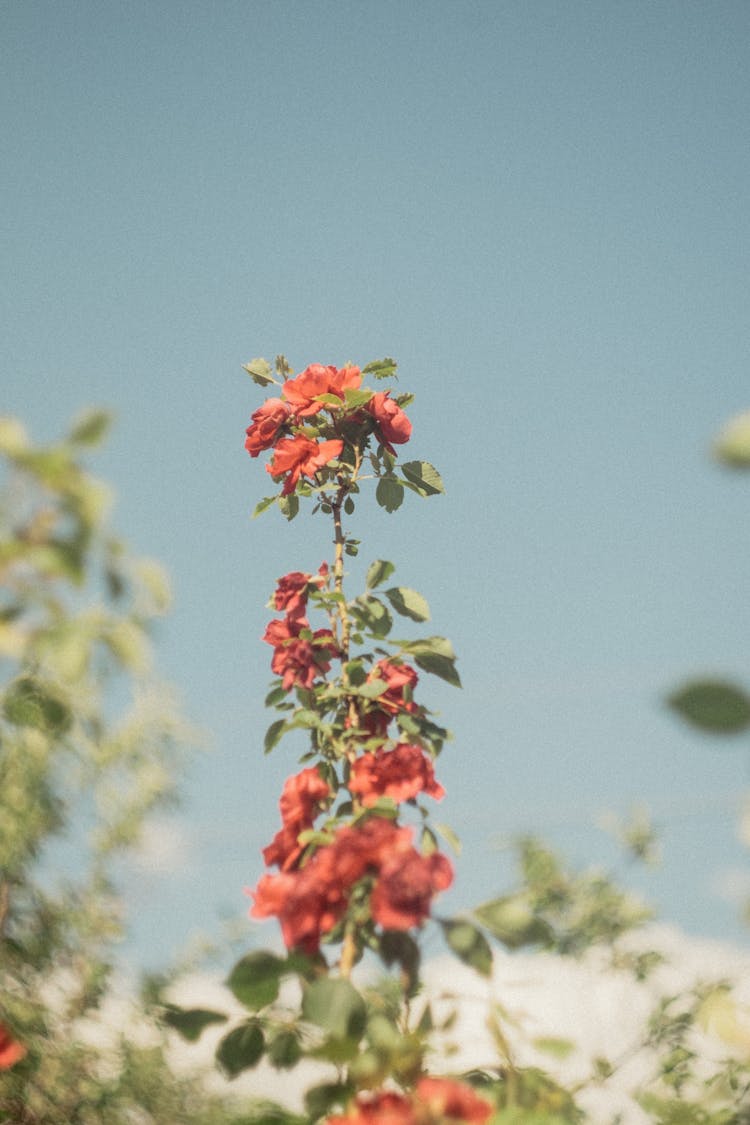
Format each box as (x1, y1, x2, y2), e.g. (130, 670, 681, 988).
(330, 446, 364, 980)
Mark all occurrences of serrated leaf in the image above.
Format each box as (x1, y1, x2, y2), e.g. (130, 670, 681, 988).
(376, 476, 404, 513)
(366, 559, 395, 590)
(227, 951, 285, 1010)
(264, 718, 288, 754)
(253, 495, 277, 518)
(400, 460, 445, 496)
(341, 387, 373, 410)
(399, 637, 461, 687)
(314, 393, 344, 407)
(441, 919, 493, 977)
(301, 978, 366, 1042)
(667, 679, 750, 734)
(243, 358, 275, 386)
(68, 408, 112, 448)
(362, 358, 398, 381)
(385, 586, 430, 623)
(216, 1020, 265, 1078)
(163, 1006, 227, 1042)
(354, 594, 392, 639)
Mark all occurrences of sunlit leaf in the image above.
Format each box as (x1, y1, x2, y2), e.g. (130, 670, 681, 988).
(376, 477, 404, 512)
(366, 559, 395, 590)
(385, 586, 430, 622)
(301, 978, 366, 1042)
(243, 358, 275, 386)
(400, 460, 445, 496)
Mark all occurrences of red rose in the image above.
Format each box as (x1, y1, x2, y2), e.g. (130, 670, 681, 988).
(262, 616, 338, 690)
(0, 1022, 26, 1070)
(367, 392, 411, 453)
(415, 1078, 493, 1124)
(263, 766, 330, 871)
(358, 658, 419, 735)
(370, 848, 453, 930)
(282, 364, 361, 417)
(244, 398, 291, 456)
(273, 565, 327, 622)
(349, 744, 445, 807)
(327, 1091, 416, 1125)
(266, 435, 343, 495)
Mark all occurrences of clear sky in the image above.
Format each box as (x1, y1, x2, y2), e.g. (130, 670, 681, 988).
(3, 0, 749, 967)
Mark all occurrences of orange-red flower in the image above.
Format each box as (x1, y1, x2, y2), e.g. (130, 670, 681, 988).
(327, 1079, 493, 1125)
(262, 616, 338, 690)
(244, 398, 291, 456)
(349, 744, 445, 806)
(415, 1078, 493, 1123)
(251, 817, 451, 951)
(358, 658, 419, 735)
(370, 848, 453, 930)
(367, 392, 411, 453)
(0, 1022, 26, 1070)
(263, 766, 331, 871)
(266, 434, 344, 495)
(282, 364, 362, 417)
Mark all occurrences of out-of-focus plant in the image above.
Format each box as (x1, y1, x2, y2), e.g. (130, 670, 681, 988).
(0, 412, 240, 1123)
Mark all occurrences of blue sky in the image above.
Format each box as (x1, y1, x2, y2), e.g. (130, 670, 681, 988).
(3, 0, 749, 966)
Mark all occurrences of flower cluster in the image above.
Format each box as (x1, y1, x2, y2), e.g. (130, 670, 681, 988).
(251, 816, 452, 953)
(244, 362, 411, 496)
(328, 1078, 493, 1125)
(262, 566, 338, 691)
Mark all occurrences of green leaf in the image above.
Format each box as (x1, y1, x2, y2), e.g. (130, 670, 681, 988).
(435, 821, 461, 856)
(344, 388, 374, 409)
(441, 919, 493, 977)
(216, 1020, 265, 1078)
(68, 408, 112, 448)
(278, 494, 299, 521)
(399, 637, 461, 688)
(667, 679, 750, 734)
(474, 895, 552, 950)
(385, 586, 430, 623)
(532, 1036, 576, 1060)
(353, 594, 392, 639)
(376, 476, 404, 513)
(265, 685, 288, 707)
(305, 1083, 354, 1120)
(226, 951, 286, 1010)
(314, 393, 344, 407)
(253, 495, 277, 518)
(362, 358, 398, 381)
(301, 978, 366, 1042)
(267, 1029, 302, 1069)
(714, 410, 750, 469)
(366, 559, 395, 590)
(264, 718, 288, 754)
(400, 460, 445, 496)
(243, 358, 275, 386)
(163, 1006, 227, 1042)
(3, 677, 72, 734)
